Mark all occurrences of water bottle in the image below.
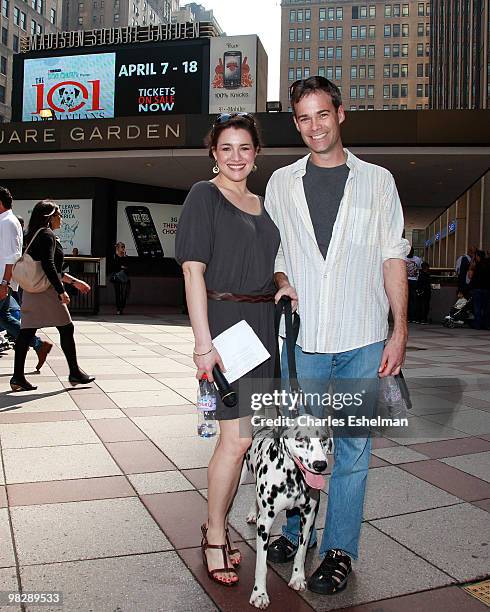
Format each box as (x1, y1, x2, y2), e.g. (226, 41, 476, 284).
(197, 374, 217, 438)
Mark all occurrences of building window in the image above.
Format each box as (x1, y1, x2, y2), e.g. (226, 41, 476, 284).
(368, 64, 375, 78)
(318, 66, 325, 77)
(417, 43, 423, 57)
(351, 46, 358, 59)
(368, 84, 374, 98)
(385, 5, 392, 17)
(304, 48, 310, 60)
(401, 104, 407, 109)
(319, 7, 326, 21)
(393, 24, 400, 37)
(336, 7, 343, 20)
(359, 45, 367, 57)
(289, 48, 295, 61)
(0, 85, 5, 103)
(417, 23, 424, 36)
(359, 65, 366, 78)
(369, 5, 376, 18)
(289, 9, 295, 22)
(78, 16, 83, 24)
(416, 63, 423, 77)
(0, 56, 7, 75)
(368, 45, 375, 57)
(402, 3, 409, 16)
(288, 68, 294, 81)
(328, 7, 334, 20)
(392, 64, 400, 77)
(418, 2, 424, 16)
(1, 0, 9, 19)
(359, 85, 366, 99)
(393, 4, 400, 17)
(360, 25, 367, 39)
(289, 29, 295, 42)
(360, 6, 367, 18)
(351, 65, 357, 79)
(350, 105, 357, 111)
(402, 44, 408, 57)
(426, 2, 430, 15)
(318, 47, 325, 60)
(13, 6, 19, 24)
(327, 46, 334, 59)
(401, 84, 408, 97)
(305, 28, 310, 41)
(297, 9, 303, 22)
(369, 25, 376, 38)
(384, 85, 390, 98)
(335, 66, 342, 80)
(1, 27, 7, 46)
(425, 43, 429, 56)
(384, 45, 391, 57)
(327, 66, 334, 79)
(393, 44, 400, 57)
(384, 25, 391, 37)
(351, 26, 358, 39)
(352, 6, 358, 19)
(417, 83, 424, 97)
(50, 7, 56, 23)
(296, 68, 302, 79)
(113, 13, 119, 22)
(305, 9, 310, 20)
(350, 85, 357, 99)
(297, 48, 303, 60)
(384, 64, 390, 78)
(304, 67, 310, 78)
(416, 104, 423, 109)
(402, 24, 409, 37)
(336, 46, 342, 59)
(327, 27, 334, 40)
(336, 27, 342, 39)
(319, 28, 325, 41)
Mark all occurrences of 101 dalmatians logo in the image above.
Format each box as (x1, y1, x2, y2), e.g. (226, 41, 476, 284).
(31, 80, 103, 116)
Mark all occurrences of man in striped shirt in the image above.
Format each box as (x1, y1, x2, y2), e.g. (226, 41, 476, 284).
(265, 77, 409, 595)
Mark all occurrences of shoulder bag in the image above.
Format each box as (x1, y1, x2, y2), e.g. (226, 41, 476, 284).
(12, 228, 52, 293)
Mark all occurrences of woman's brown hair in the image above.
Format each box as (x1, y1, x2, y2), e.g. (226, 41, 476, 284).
(205, 113, 261, 159)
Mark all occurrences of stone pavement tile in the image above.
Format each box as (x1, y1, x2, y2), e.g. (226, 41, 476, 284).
(0, 411, 84, 424)
(479, 433, 490, 442)
(422, 408, 490, 435)
(441, 451, 490, 483)
(339, 585, 489, 612)
(0, 568, 21, 611)
(81, 409, 125, 419)
(371, 504, 490, 582)
(3, 444, 122, 484)
(0, 390, 79, 413)
(271, 523, 453, 611)
(158, 376, 198, 390)
(89, 418, 147, 443)
(12, 497, 171, 565)
(370, 436, 399, 449)
(0, 508, 15, 568)
(123, 357, 194, 374)
(128, 470, 194, 494)
(399, 459, 490, 501)
(408, 436, 490, 459)
(471, 498, 490, 512)
(409, 393, 474, 416)
(107, 389, 189, 408)
(0, 420, 100, 448)
(369, 455, 390, 468)
(183, 468, 209, 490)
(179, 543, 313, 612)
(104, 344, 162, 356)
(383, 415, 471, 445)
(62, 382, 101, 393)
(105, 440, 175, 473)
(69, 392, 119, 410)
(122, 403, 196, 417)
(150, 436, 216, 469)
(361, 466, 461, 520)
(7, 476, 135, 506)
(95, 378, 167, 392)
(0, 380, 64, 394)
(371, 446, 429, 464)
(132, 413, 197, 439)
(21, 552, 217, 612)
(0, 485, 7, 507)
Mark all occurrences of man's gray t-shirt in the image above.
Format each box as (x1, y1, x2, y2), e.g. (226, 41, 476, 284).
(302, 160, 350, 258)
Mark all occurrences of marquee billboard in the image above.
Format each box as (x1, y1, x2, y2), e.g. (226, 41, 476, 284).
(12, 39, 210, 121)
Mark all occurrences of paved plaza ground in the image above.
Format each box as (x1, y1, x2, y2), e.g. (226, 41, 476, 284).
(0, 316, 489, 611)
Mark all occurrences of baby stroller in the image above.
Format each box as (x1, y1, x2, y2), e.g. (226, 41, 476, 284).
(443, 296, 474, 328)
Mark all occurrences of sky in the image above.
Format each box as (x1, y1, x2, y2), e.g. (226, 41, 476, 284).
(198, 0, 282, 99)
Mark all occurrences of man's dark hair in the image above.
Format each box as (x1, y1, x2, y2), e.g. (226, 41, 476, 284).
(290, 76, 342, 115)
(0, 186, 13, 209)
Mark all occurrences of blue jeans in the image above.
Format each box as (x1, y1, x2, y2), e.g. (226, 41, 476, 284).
(0, 294, 42, 351)
(281, 341, 384, 560)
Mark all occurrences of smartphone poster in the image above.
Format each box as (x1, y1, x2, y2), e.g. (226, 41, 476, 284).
(116, 201, 182, 259)
(209, 35, 259, 114)
(22, 53, 116, 121)
(15, 199, 93, 254)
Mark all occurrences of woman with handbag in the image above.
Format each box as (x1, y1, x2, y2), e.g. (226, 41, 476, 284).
(176, 113, 280, 587)
(10, 200, 95, 391)
(110, 242, 130, 315)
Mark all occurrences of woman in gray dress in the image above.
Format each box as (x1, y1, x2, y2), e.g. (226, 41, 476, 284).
(10, 200, 95, 391)
(176, 114, 280, 587)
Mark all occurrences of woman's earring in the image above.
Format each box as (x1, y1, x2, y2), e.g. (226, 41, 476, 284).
(252, 164, 258, 173)
(212, 163, 219, 174)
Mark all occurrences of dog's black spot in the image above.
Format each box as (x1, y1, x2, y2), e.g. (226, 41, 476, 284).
(262, 465, 268, 474)
(263, 543, 268, 550)
(262, 500, 266, 508)
(261, 531, 268, 541)
(259, 484, 265, 494)
(268, 510, 274, 518)
(254, 586, 258, 591)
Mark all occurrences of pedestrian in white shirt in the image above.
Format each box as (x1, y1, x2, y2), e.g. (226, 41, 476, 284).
(0, 186, 52, 371)
(404, 247, 422, 322)
(264, 77, 409, 595)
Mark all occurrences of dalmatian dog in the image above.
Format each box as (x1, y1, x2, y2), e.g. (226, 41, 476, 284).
(58, 86, 81, 109)
(241, 421, 332, 609)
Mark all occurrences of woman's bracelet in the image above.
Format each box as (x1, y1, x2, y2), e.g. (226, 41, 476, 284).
(193, 345, 214, 357)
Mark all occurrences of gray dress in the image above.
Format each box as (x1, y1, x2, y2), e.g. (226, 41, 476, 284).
(176, 181, 280, 420)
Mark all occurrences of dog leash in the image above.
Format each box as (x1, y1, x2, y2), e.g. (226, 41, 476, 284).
(275, 296, 301, 395)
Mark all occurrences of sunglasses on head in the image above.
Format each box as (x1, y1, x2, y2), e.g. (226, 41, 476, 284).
(289, 76, 337, 98)
(214, 112, 255, 126)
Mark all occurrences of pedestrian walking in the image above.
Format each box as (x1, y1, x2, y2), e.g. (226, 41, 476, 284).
(404, 246, 422, 322)
(264, 76, 409, 595)
(110, 242, 130, 315)
(10, 200, 95, 391)
(415, 262, 431, 324)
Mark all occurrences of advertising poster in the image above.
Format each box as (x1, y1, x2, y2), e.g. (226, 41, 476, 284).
(14, 199, 93, 254)
(114, 41, 208, 116)
(209, 35, 258, 114)
(116, 201, 182, 259)
(22, 53, 116, 121)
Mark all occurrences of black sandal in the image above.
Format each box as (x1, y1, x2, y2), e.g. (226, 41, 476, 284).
(201, 524, 242, 567)
(201, 524, 239, 586)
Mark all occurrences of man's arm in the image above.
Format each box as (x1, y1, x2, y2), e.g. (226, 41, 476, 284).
(379, 258, 408, 377)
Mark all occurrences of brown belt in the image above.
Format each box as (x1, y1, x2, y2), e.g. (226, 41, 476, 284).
(207, 290, 275, 303)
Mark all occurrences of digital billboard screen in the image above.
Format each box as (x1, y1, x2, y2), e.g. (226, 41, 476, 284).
(13, 39, 209, 121)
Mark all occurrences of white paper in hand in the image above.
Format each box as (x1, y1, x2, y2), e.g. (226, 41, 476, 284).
(212, 320, 271, 384)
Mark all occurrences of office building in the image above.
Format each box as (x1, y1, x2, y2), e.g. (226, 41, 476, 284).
(280, 0, 431, 112)
(62, 0, 174, 31)
(172, 2, 224, 35)
(430, 0, 489, 109)
(0, 0, 62, 121)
